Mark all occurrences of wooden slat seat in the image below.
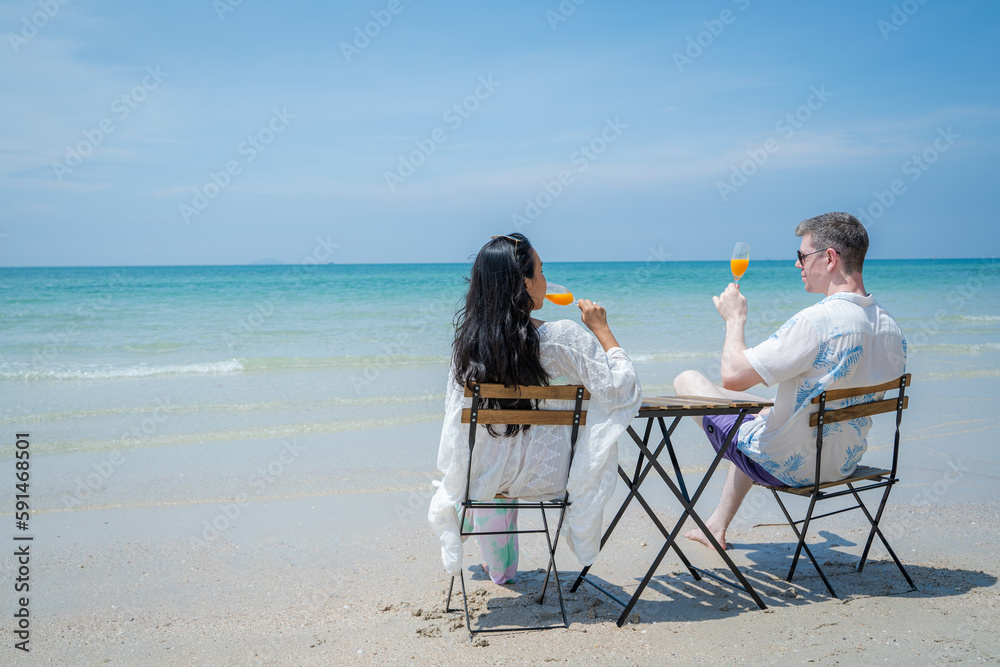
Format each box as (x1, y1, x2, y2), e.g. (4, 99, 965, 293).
(758, 465, 891, 495)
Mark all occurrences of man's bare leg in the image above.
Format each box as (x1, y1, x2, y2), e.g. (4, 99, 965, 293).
(672, 370, 771, 428)
(672, 370, 767, 550)
(685, 462, 755, 550)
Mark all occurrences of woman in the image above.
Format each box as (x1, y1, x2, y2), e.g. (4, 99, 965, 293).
(428, 233, 642, 584)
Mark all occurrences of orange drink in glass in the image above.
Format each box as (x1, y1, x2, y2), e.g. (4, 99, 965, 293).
(544, 283, 574, 305)
(731, 242, 750, 284)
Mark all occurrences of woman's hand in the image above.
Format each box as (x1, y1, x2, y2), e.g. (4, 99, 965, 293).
(577, 298, 607, 330)
(577, 299, 621, 352)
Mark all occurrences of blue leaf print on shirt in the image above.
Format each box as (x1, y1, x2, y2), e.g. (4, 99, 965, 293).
(841, 442, 866, 475)
(760, 452, 813, 487)
(841, 393, 865, 407)
(811, 422, 843, 440)
(848, 416, 871, 436)
(782, 452, 806, 473)
(775, 467, 809, 487)
(813, 341, 837, 370)
(813, 331, 852, 371)
(768, 316, 799, 342)
(826, 345, 864, 383)
(760, 457, 781, 473)
(827, 328, 852, 341)
(795, 382, 817, 410)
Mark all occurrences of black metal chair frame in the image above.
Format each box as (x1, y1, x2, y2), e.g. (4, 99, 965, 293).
(759, 373, 916, 597)
(444, 383, 588, 635)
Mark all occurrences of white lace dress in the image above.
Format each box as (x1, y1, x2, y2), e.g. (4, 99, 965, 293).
(428, 319, 642, 575)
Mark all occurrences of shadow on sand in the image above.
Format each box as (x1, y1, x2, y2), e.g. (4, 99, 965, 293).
(441, 530, 996, 633)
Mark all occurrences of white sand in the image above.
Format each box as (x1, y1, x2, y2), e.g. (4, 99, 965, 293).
(4, 375, 999, 664)
(5, 488, 997, 664)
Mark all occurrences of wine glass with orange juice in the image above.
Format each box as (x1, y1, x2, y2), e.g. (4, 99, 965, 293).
(544, 283, 575, 306)
(731, 242, 750, 286)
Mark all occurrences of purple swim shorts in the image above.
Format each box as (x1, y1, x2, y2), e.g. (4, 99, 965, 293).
(702, 413, 785, 487)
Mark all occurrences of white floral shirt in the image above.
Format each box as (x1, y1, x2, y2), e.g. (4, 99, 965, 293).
(740, 292, 906, 486)
(428, 319, 642, 575)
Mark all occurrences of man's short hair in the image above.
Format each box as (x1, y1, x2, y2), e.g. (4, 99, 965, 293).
(795, 212, 869, 274)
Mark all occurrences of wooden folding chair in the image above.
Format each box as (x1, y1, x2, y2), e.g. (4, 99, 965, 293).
(444, 383, 589, 635)
(757, 373, 916, 597)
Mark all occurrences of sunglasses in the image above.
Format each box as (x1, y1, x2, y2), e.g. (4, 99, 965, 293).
(797, 248, 833, 264)
(491, 235, 520, 251)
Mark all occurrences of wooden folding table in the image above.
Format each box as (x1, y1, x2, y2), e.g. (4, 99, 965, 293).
(571, 395, 773, 626)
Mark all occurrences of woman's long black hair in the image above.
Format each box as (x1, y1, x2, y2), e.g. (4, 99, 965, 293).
(452, 233, 549, 436)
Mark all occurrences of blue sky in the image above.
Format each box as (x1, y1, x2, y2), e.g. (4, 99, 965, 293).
(1, 0, 997, 266)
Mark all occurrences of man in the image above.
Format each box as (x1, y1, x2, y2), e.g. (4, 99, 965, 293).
(674, 212, 906, 550)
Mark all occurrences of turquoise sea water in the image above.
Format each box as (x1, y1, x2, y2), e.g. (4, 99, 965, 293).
(2, 259, 998, 377)
(1, 259, 998, 462)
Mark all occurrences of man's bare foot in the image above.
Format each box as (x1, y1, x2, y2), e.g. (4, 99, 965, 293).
(684, 526, 731, 551)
